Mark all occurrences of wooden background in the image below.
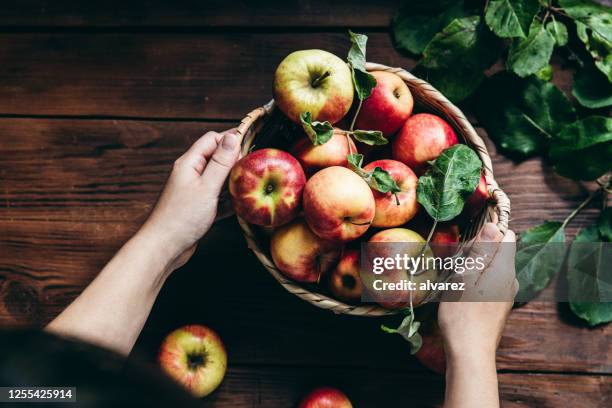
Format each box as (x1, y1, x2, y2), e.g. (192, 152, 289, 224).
(0, 1, 611, 406)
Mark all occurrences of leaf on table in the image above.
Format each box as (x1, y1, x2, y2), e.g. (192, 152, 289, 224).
(535, 64, 553, 81)
(392, 0, 473, 55)
(515, 221, 566, 301)
(546, 19, 569, 46)
(347, 31, 377, 100)
(507, 19, 555, 77)
(560, 0, 612, 43)
(572, 60, 612, 108)
(549, 116, 612, 181)
(412, 64, 485, 103)
(485, 0, 541, 38)
(300, 112, 334, 145)
(474, 72, 576, 158)
(567, 224, 612, 326)
(352, 130, 389, 146)
(575, 20, 612, 82)
(598, 208, 612, 242)
(416, 144, 482, 222)
(381, 312, 423, 354)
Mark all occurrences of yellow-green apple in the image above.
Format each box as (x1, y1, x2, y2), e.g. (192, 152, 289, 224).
(354, 71, 414, 136)
(273, 49, 354, 124)
(229, 148, 306, 227)
(329, 249, 363, 303)
(464, 173, 489, 217)
(303, 166, 375, 242)
(298, 387, 353, 408)
(362, 159, 418, 228)
(392, 113, 458, 174)
(364, 228, 438, 309)
(158, 325, 227, 398)
(291, 129, 357, 175)
(415, 322, 446, 375)
(270, 219, 341, 283)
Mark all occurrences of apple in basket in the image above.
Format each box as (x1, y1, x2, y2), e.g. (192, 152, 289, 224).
(392, 113, 458, 174)
(291, 128, 357, 175)
(270, 219, 342, 283)
(273, 49, 354, 124)
(415, 322, 446, 375)
(229, 148, 306, 227)
(298, 387, 353, 408)
(158, 325, 227, 398)
(303, 166, 375, 242)
(464, 173, 490, 216)
(354, 71, 414, 136)
(362, 159, 418, 228)
(329, 248, 363, 303)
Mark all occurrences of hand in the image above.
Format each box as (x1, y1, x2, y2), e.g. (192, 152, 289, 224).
(140, 129, 241, 271)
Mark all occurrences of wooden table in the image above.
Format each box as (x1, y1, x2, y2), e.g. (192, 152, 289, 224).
(0, 1, 610, 406)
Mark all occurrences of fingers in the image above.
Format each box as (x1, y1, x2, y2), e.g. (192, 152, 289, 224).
(201, 131, 241, 198)
(177, 129, 237, 174)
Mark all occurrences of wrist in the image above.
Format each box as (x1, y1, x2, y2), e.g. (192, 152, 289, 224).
(131, 224, 182, 279)
(446, 345, 497, 371)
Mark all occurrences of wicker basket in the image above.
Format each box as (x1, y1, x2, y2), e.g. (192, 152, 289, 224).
(233, 62, 511, 317)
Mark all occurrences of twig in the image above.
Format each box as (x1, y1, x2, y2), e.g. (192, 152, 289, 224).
(349, 98, 363, 131)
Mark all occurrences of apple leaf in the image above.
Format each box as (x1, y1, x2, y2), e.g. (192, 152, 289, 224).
(392, 0, 473, 55)
(381, 311, 423, 354)
(599, 208, 612, 242)
(507, 19, 555, 77)
(352, 130, 389, 146)
(560, 0, 612, 43)
(515, 221, 566, 301)
(485, 0, 540, 38)
(575, 20, 612, 82)
(347, 30, 377, 100)
(347, 153, 366, 175)
(572, 61, 612, 108)
(535, 64, 553, 81)
(347, 153, 400, 194)
(547, 19, 568, 46)
(412, 64, 486, 103)
(474, 72, 576, 158)
(416, 144, 482, 222)
(567, 224, 612, 326)
(299, 112, 334, 145)
(549, 116, 612, 181)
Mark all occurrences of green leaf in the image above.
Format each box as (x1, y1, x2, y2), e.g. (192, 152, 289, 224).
(598, 208, 612, 242)
(549, 116, 612, 180)
(413, 64, 485, 103)
(535, 64, 553, 81)
(347, 31, 377, 100)
(575, 21, 612, 82)
(546, 20, 569, 46)
(347, 153, 365, 174)
(507, 19, 556, 77)
(572, 61, 612, 108)
(352, 130, 389, 146)
(381, 312, 423, 354)
(567, 224, 612, 326)
(475, 72, 576, 158)
(485, 0, 540, 38)
(300, 112, 334, 145)
(370, 167, 401, 194)
(416, 145, 482, 221)
(422, 16, 499, 70)
(392, 0, 473, 55)
(560, 0, 612, 43)
(515, 221, 566, 300)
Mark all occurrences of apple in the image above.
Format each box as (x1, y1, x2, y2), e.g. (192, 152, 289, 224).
(464, 173, 489, 216)
(273, 49, 354, 124)
(410, 217, 461, 258)
(291, 129, 357, 175)
(362, 159, 418, 228)
(329, 249, 363, 303)
(363, 228, 438, 308)
(354, 71, 414, 136)
(415, 322, 446, 375)
(270, 219, 341, 283)
(229, 148, 306, 227)
(392, 113, 459, 174)
(158, 325, 227, 398)
(299, 387, 353, 408)
(303, 166, 375, 242)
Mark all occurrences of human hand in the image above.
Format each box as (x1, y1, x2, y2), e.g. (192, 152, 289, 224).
(140, 129, 241, 271)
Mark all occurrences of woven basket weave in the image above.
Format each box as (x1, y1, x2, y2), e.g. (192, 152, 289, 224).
(233, 62, 511, 316)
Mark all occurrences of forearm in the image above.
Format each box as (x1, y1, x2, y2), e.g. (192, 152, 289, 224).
(444, 349, 499, 408)
(46, 225, 176, 356)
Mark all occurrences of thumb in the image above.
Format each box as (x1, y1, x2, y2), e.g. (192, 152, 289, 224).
(201, 131, 241, 197)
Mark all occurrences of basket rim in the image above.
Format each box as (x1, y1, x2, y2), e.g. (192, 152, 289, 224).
(233, 62, 511, 317)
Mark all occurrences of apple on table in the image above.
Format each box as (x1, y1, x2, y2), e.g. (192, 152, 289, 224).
(299, 387, 353, 408)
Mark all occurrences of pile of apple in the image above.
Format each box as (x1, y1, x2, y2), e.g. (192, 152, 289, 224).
(229, 48, 489, 307)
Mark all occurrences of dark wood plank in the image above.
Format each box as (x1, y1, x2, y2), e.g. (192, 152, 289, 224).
(0, 1, 396, 27)
(0, 33, 413, 119)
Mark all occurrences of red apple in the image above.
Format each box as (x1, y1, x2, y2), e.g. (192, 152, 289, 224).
(274, 49, 354, 124)
(410, 217, 461, 258)
(291, 129, 357, 175)
(329, 249, 363, 303)
(392, 113, 458, 174)
(362, 159, 419, 228)
(158, 325, 227, 398)
(270, 219, 341, 283)
(354, 71, 414, 136)
(229, 148, 306, 227)
(303, 166, 375, 242)
(299, 387, 353, 408)
(415, 323, 446, 375)
(464, 173, 489, 216)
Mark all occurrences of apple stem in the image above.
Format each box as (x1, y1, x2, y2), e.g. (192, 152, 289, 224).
(311, 70, 331, 88)
(349, 98, 363, 131)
